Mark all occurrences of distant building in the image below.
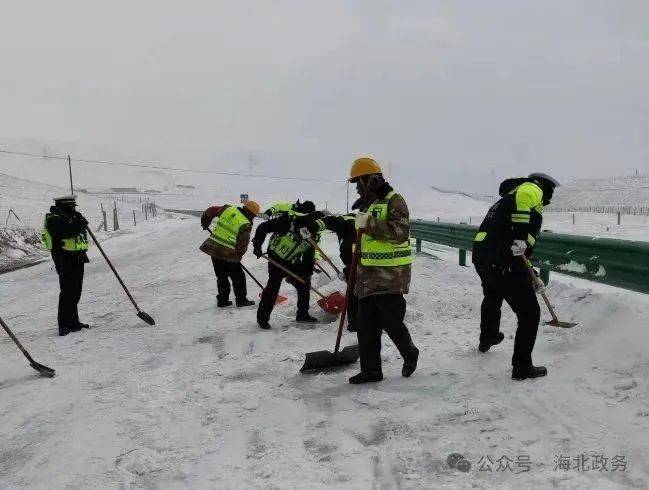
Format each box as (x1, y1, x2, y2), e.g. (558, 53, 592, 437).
(110, 187, 139, 194)
(177, 184, 196, 189)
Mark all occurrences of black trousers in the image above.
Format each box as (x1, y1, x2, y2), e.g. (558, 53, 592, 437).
(474, 261, 541, 367)
(356, 294, 417, 374)
(54, 257, 84, 334)
(257, 262, 310, 324)
(212, 258, 247, 304)
(343, 265, 357, 324)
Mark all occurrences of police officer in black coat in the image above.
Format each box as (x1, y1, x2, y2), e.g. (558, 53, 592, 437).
(43, 196, 90, 336)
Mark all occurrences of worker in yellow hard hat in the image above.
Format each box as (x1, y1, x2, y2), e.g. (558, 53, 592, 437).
(199, 200, 261, 307)
(347, 157, 419, 384)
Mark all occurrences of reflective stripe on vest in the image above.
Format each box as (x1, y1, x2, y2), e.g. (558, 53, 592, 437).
(359, 191, 412, 267)
(269, 232, 311, 263)
(41, 216, 53, 250)
(42, 214, 89, 251)
(61, 236, 89, 251)
(209, 206, 250, 249)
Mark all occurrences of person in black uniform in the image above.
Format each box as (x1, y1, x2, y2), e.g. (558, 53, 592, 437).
(252, 212, 325, 329)
(299, 212, 358, 330)
(42, 196, 90, 336)
(472, 173, 559, 380)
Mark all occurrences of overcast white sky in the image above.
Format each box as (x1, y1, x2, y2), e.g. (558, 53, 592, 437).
(1, 0, 648, 192)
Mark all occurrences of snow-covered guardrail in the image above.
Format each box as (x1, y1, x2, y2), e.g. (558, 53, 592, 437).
(411, 220, 649, 294)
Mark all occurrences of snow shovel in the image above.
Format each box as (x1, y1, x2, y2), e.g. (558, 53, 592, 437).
(521, 258, 577, 328)
(260, 255, 345, 314)
(86, 228, 156, 326)
(300, 231, 363, 373)
(0, 315, 55, 377)
(241, 263, 287, 305)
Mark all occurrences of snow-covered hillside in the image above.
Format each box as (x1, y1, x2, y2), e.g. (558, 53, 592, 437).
(0, 173, 166, 271)
(551, 175, 649, 209)
(1, 221, 647, 488)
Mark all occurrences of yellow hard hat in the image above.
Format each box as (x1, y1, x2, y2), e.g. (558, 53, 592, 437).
(349, 157, 382, 182)
(244, 200, 261, 216)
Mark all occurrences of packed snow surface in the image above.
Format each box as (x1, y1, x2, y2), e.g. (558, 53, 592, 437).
(1, 218, 648, 488)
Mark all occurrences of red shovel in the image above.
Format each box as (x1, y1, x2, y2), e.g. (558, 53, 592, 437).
(260, 255, 345, 314)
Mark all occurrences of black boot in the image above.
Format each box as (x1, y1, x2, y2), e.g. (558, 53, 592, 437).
(512, 365, 547, 380)
(236, 299, 255, 307)
(347, 321, 357, 332)
(296, 312, 317, 323)
(258, 319, 271, 330)
(402, 346, 419, 378)
(479, 332, 505, 353)
(349, 371, 384, 384)
(60, 325, 82, 336)
(78, 322, 90, 329)
(217, 300, 233, 308)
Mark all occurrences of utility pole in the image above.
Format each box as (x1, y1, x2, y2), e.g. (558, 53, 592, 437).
(346, 181, 349, 214)
(68, 155, 74, 195)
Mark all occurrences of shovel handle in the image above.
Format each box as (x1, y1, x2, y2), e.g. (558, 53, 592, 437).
(0, 315, 35, 364)
(520, 258, 560, 323)
(314, 262, 332, 279)
(334, 230, 363, 354)
(241, 263, 264, 290)
(305, 235, 341, 276)
(87, 227, 141, 312)
(260, 255, 328, 301)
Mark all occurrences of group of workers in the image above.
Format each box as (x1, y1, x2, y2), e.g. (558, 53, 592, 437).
(197, 157, 418, 383)
(42, 156, 560, 383)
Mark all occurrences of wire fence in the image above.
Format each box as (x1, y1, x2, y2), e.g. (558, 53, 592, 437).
(547, 205, 649, 216)
(1, 197, 161, 234)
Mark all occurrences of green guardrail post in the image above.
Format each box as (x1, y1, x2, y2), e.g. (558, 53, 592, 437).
(459, 249, 467, 266)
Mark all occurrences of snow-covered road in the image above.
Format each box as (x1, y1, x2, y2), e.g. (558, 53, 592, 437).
(1, 218, 648, 488)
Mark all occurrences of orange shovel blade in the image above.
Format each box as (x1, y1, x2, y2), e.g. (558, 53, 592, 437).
(317, 291, 345, 314)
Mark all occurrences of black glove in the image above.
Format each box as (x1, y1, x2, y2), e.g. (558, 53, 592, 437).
(253, 244, 263, 258)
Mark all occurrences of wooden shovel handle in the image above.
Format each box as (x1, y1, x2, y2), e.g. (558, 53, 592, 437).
(306, 235, 341, 276)
(261, 254, 328, 300)
(520, 258, 560, 323)
(334, 230, 363, 354)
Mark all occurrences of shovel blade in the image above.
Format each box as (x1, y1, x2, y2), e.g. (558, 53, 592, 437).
(30, 361, 56, 378)
(317, 291, 346, 314)
(545, 319, 578, 328)
(300, 344, 360, 373)
(137, 311, 156, 326)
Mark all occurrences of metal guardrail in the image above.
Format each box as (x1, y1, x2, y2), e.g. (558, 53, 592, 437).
(411, 219, 649, 294)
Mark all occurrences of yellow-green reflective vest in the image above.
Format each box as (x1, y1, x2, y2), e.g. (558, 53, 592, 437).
(268, 202, 310, 218)
(269, 232, 311, 263)
(41, 214, 89, 252)
(209, 206, 250, 249)
(359, 191, 412, 267)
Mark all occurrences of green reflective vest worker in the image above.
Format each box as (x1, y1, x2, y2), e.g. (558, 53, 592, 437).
(472, 178, 545, 265)
(44, 197, 91, 337)
(210, 206, 251, 250)
(359, 191, 413, 267)
(269, 230, 312, 263)
(42, 213, 89, 252)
